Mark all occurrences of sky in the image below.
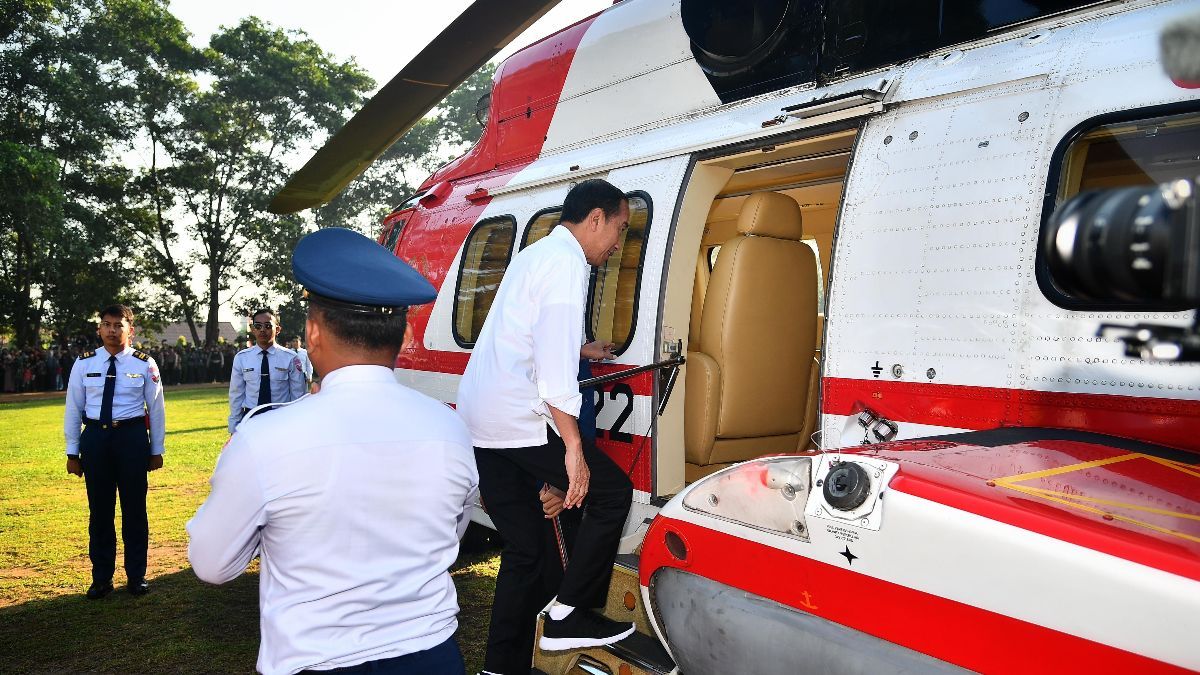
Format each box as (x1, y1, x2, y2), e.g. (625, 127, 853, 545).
(168, 0, 613, 92)
(163, 0, 613, 323)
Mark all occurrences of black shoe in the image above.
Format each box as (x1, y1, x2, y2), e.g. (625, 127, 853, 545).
(539, 609, 635, 651)
(127, 579, 150, 596)
(86, 581, 113, 600)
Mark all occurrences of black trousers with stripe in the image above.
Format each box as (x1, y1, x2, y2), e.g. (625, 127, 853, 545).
(80, 423, 150, 584)
(475, 430, 631, 674)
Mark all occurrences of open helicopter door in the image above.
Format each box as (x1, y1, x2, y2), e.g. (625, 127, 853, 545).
(412, 155, 694, 545)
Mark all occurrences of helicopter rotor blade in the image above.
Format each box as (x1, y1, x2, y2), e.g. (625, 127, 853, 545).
(269, 0, 563, 214)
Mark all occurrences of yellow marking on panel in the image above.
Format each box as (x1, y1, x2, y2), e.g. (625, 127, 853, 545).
(1000, 482, 1200, 545)
(992, 452, 1200, 545)
(993, 453, 1141, 485)
(1012, 485, 1200, 523)
(1143, 455, 1200, 480)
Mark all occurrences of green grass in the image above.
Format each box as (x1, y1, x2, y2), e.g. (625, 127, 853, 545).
(0, 387, 499, 673)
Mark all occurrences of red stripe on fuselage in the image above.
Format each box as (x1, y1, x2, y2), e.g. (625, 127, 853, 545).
(392, 17, 597, 376)
(822, 377, 1200, 453)
(640, 516, 1191, 674)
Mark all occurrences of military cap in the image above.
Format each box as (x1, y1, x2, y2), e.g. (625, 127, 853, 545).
(292, 227, 437, 314)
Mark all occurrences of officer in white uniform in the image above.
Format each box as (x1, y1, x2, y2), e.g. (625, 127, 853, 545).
(287, 336, 314, 385)
(188, 227, 478, 675)
(227, 308, 306, 433)
(64, 304, 166, 599)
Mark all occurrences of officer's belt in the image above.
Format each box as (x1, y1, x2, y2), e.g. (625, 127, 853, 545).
(240, 407, 275, 417)
(83, 416, 146, 430)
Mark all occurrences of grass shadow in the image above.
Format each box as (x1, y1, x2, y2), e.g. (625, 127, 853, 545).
(0, 546, 502, 675)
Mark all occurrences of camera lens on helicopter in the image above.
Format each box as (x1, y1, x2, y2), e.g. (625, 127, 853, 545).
(1043, 178, 1200, 307)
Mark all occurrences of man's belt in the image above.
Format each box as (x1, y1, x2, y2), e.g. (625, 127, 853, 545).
(240, 407, 275, 418)
(83, 416, 146, 430)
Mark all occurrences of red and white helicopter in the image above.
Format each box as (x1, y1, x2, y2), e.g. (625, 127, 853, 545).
(272, 1, 1200, 673)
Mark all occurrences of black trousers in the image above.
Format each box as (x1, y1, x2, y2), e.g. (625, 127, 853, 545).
(80, 423, 150, 584)
(298, 637, 464, 674)
(475, 431, 632, 675)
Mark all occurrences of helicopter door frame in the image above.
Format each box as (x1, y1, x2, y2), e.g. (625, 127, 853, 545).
(654, 113, 877, 497)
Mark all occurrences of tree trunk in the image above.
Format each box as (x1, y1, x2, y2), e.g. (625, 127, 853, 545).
(148, 138, 201, 346)
(205, 261, 221, 347)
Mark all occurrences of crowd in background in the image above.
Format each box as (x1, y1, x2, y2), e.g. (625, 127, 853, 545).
(0, 335, 263, 394)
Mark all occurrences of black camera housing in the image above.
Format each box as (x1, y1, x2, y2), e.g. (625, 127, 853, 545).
(1042, 179, 1200, 309)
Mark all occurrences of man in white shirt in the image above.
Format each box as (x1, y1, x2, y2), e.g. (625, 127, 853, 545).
(63, 304, 166, 599)
(287, 336, 314, 385)
(227, 309, 307, 433)
(457, 179, 636, 675)
(188, 227, 478, 675)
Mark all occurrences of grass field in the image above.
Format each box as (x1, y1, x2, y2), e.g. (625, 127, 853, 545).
(0, 387, 500, 673)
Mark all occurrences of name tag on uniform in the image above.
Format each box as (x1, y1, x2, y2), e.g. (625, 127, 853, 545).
(244, 368, 255, 372)
(274, 366, 288, 371)
(86, 373, 101, 377)
(125, 372, 143, 379)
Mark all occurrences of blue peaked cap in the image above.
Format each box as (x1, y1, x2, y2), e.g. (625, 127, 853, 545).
(292, 228, 437, 312)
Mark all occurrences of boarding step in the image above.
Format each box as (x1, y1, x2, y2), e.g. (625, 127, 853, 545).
(532, 554, 676, 675)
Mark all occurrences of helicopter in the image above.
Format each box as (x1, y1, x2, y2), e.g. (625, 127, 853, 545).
(272, 1, 1200, 672)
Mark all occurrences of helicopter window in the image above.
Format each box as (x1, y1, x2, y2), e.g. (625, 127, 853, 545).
(1056, 111, 1200, 202)
(522, 207, 561, 249)
(587, 192, 652, 354)
(383, 218, 406, 252)
(707, 245, 721, 271)
(1038, 106, 1200, 309)
(453, 215, 517, 347)
(803, 238, 824, 313)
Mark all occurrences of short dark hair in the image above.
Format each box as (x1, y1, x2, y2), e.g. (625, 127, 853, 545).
(99, 304, 134, 325)
(251, 308, 276, 322)
(309, 301, 407, 353)
(561, 179, 626, 225)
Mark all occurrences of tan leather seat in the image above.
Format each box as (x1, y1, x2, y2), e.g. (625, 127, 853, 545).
(685, 192, 819, 482)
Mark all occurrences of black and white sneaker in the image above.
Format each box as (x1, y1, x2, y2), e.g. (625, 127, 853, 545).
(539, 609, 636, 651)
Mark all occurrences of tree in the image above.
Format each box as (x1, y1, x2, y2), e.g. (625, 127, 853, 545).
(0, 0, 197, 341)
(313, 62, 498, 235)
(147, 18, 373, 346)
(0, 142, 65, 346)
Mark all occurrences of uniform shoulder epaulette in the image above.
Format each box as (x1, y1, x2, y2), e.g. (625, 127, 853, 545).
(132, 350, 150, 361)
(80, 350, 95, 359)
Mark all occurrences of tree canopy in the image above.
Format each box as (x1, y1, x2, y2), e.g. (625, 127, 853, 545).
(0, 0, 498, 346)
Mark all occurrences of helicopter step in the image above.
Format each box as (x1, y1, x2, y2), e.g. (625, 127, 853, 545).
(531, 554, 675, 675)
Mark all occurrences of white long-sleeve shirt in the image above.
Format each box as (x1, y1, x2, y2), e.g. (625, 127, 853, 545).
(227, 344, 307, 433)
(457, 225, 590, 448)
(188, 365, 478, 675)
(64, 346, 166, 455)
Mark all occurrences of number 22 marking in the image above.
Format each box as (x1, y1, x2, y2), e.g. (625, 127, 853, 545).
(593, 383, 633, 443)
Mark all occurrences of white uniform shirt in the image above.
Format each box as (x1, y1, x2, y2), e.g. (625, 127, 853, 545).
(227, 344, 307, 433)
(64, 346, 166, 455)
(457, 225, 590, 448)
(294, 347, 313, 381)
(187, 365, 479, 675)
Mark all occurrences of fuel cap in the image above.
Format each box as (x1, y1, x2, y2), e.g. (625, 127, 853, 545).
(823, 461, 871, 511)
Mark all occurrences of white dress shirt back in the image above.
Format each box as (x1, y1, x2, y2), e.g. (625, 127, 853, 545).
(457, 225, 590, 448)
(188, 365, 479, 675)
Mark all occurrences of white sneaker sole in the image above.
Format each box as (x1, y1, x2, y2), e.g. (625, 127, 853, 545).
(539, 623, 636, 651)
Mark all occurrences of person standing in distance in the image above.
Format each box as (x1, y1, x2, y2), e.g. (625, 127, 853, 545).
(457, 179, 635, 674)
(63, 304, 166, 599)
(287, 335, 314, 387)
(188, 228, 479, 675)
(227, 309, 306, 433)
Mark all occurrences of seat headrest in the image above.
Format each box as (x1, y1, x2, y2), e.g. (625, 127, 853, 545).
(736, 192, 804, 240)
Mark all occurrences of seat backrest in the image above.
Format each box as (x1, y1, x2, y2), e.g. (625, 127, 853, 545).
(686, 191, 818, 468)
